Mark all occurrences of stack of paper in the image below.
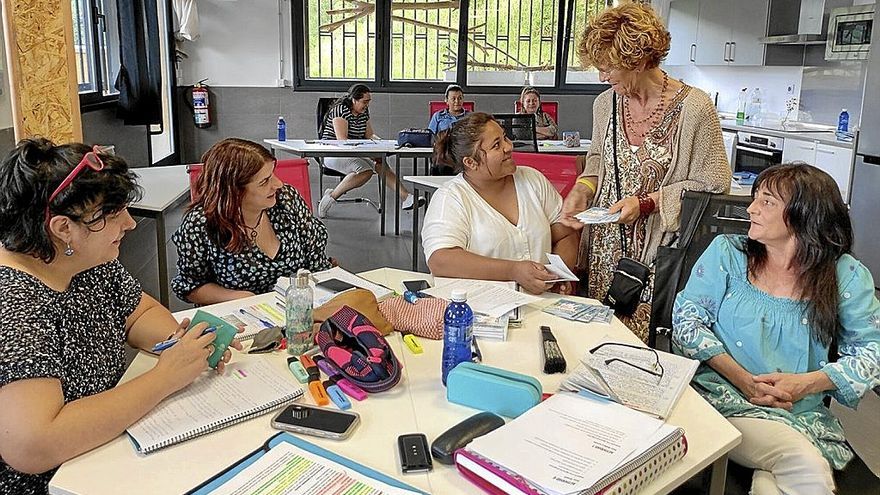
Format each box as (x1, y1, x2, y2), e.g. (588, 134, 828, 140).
(542, 299, 613, 324)
(275, 266, 395, 308)
(423, 279, 540, 318)
(472, 313, 510, 341)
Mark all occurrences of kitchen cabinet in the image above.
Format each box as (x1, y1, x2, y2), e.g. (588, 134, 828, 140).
(782, 138, 853, 202)
(666, 0, 769, 66)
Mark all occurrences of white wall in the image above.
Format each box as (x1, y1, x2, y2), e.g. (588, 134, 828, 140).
(178, 0, 291, 87)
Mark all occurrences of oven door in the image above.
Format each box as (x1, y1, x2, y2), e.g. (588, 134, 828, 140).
(734, 144, 782, 175)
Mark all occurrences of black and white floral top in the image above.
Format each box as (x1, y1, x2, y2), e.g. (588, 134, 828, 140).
(172, 185, 332, 301)
(0, 260, 141, 494)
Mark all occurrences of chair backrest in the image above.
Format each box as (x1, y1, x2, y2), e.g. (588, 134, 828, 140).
(514, 100, 559, 124)
(428, 100, 475, 117)
(511, 152, 578, 197)
(186, 159, 313, 211)
(649, 192, 752, 347)
(493, 113, 538, 152)
(316, 97, 337, 138)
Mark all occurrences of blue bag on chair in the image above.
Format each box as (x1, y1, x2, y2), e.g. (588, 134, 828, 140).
(397, 128, 433, 148)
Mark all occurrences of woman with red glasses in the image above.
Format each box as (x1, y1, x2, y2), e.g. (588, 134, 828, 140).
(0, 138, 241, 494)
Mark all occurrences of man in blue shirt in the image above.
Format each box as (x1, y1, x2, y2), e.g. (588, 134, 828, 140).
(428, 84, 469, 134)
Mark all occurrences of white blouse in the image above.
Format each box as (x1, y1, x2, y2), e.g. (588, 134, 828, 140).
(422, 166, 562, 265)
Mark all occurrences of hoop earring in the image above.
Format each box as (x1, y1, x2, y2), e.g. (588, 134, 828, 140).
(64, 243, 74, 256)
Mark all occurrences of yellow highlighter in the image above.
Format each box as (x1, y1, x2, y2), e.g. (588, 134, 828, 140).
(401, 331, 424, 354)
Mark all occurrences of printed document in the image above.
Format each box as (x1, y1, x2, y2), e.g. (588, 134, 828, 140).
(560, 335, 699, 418)
(424, 278, 540, 318)
(468, 393, 666, 495)
(275, 267, 394, 307)
(207, 441, 420, 495)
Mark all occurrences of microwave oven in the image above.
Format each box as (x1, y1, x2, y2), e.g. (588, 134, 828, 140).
(826, 5, 873, 61)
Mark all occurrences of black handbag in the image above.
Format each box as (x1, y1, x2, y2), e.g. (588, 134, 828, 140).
(397, 128, 434, 148)
(603, 95, 651, 316)
(648, 192, 711, 351)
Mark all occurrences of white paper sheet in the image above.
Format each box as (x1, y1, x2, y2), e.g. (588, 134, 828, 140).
(275, 267, 394, 308)
(544, 253, 579, 282)
(467, 393, 665, 495)
(422, 278, 540, 318)
(207, 441, 420, 495)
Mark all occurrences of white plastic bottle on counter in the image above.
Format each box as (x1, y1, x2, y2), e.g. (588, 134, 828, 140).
(746, 88, 762, 124)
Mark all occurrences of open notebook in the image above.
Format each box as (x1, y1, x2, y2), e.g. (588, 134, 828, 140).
(126, 360, 302, 454)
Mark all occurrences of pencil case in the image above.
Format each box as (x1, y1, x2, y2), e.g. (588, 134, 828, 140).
(446, 362, 542, 418)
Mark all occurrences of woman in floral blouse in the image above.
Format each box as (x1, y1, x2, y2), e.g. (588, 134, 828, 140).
(672, 163, 880, 495)
(172, 138, 332, 304)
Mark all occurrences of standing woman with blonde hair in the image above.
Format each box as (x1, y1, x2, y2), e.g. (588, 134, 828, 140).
(560, 3, 731, 341)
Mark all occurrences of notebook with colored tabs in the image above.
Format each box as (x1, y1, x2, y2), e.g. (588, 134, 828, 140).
(187, 432, 427, 494)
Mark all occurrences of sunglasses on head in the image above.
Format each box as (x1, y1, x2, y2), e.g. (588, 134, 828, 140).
(44, 146, 106, 225)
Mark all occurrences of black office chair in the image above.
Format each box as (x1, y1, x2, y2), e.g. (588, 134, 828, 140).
(315, 97, 380, 212)
(649, 191, 752, 351)
(493, 113, 538, 152)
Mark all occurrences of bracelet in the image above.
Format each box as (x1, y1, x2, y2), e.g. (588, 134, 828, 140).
(576, 177, 596, 194)
(638, 193, 656, 217)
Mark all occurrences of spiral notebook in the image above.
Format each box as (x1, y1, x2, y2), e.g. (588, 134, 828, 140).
(126, 360, 302, 454)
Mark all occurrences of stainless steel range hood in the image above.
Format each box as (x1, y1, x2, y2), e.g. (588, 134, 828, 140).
(760, 0, 850, 45)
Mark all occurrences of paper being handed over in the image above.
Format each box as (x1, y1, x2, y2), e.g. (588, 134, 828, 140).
(467, 393, 665, 495)
(545, 253, 579, 282)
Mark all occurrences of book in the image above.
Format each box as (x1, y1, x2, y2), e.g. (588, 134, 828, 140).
(274, 266, 395, 307)
(456, 394, 687, 495)
(187, 431, 426, 495)
(126, 360, 302, 454)
(559, 336, 699, 419)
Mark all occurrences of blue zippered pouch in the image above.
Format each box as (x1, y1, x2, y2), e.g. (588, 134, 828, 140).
(446, 362, 542, 418)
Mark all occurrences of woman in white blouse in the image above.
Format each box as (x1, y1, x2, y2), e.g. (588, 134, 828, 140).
(422, 113, 579, 294)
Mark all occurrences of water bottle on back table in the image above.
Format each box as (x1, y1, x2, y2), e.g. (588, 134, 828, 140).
(277, 116, 287, 142)
(441, 290, 474, 386)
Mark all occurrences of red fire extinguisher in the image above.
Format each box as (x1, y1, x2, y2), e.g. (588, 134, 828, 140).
(191, 78, 211, 129)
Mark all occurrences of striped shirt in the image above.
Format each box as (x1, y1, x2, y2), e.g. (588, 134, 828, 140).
(321, 104, 370, 139)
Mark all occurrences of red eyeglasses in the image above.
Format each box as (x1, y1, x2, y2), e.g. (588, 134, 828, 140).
(45, 146, 106, 224)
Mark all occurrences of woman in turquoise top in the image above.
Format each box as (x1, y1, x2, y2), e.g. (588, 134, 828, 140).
(672, 163, 880, 495)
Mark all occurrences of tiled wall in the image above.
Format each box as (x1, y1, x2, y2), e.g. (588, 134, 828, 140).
(174, 87, 598, 163)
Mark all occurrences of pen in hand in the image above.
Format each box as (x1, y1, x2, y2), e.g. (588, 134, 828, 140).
(152, 327, 217, 353)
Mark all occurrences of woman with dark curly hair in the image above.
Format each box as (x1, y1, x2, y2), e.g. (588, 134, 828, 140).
(673, 163, 880, 494)
(0, 138, 238, 494)
(172, 138, 332, 305)
(560, 3, 731, 341)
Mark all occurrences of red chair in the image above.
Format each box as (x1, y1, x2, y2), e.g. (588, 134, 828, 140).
(514, 100, 559, 124)
(428, 100, 475, 117)
(186, 159, 313, 211)
(511, 152, 578, 197)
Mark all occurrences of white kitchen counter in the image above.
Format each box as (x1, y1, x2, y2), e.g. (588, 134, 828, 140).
(719, 119, 853, 149)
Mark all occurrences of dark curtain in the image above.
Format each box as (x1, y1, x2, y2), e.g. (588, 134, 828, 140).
(115, 0, 162, 126)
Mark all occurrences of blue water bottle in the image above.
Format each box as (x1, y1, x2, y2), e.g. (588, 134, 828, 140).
(441, 289, 474, 385)
(277, 116, 287, 142)
(837, 109, 849, 134)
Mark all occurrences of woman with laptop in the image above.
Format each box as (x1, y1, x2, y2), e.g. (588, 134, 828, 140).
(172, 138, 333, 305)
(0, 138, 239, 493)
(517, 86, 558, 140)
(422, 113, 579, 295)
(673, 164, 880, 495)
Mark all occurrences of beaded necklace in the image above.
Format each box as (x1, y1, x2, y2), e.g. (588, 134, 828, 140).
(624, 71, 669, 137)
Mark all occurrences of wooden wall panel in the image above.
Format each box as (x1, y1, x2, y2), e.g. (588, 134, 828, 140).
(1, 0, 82, 143)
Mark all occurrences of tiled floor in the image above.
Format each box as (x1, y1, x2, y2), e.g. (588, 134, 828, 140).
(121, 161, 879, 493)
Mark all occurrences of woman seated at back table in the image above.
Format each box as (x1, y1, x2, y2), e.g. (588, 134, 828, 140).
(421, 113, 580, 295)
(672, 163, 880, 495)
(172, 138, 332, 305)
(318, 83, 423, 218)
(518, 86, 558, 140)
(0, 138, 238, 494)
(428, 84, 469, 134)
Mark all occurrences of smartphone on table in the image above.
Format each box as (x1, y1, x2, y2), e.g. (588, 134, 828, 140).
(271, 403, 360, 440)
(315, 278, 357, 293)
(402, 280, 431, 293)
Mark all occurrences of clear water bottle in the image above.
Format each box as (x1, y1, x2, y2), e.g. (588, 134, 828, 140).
(277, 116, 287, 142)
(441, 289, 474, 385)
(746, 88, 762, 124)
(736, 87, 748, 123)
(838, 109, 849, 134)
(285, 269, 313, 355)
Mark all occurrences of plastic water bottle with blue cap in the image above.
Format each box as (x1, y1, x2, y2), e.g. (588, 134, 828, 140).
(441, 289, 474, 385)
(277, 116, 287, 142)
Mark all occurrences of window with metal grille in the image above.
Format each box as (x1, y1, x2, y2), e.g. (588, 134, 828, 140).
(292, 0, 613, 93)
(72, 0, 122, 107)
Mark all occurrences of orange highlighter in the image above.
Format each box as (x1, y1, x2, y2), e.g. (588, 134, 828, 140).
(299, 355, 330, 406)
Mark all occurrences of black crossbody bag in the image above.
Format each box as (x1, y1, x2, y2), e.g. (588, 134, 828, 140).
(603, 96, 651, 316)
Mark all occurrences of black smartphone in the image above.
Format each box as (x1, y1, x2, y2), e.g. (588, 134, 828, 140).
(398, 433, 433, 473)
(402, 280, 430, 293)
(271, 403, 360, 440)
(315, 278, 357, 293)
